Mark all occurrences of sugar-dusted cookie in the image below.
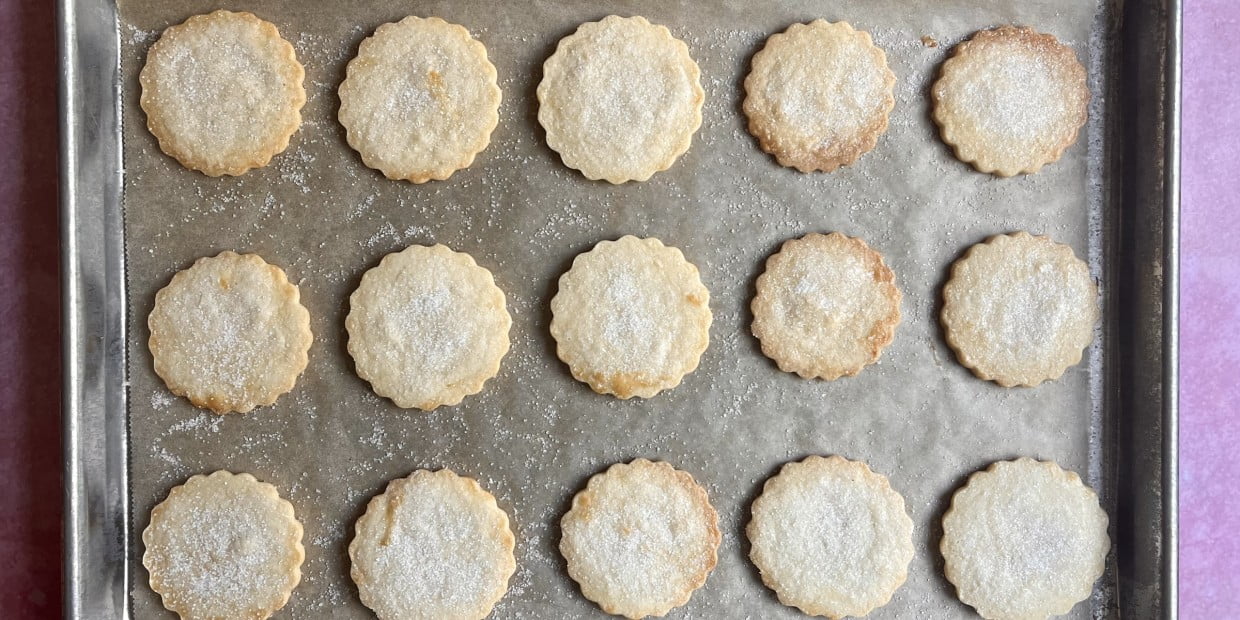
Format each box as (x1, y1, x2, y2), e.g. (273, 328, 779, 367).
(560, 459, 720, 619)
(139, 10, 305, 176)
(941, 458, 1109, 620)
(550, 236, 711, 399)
(349, 470, 516, 620)
(148, 251, 312, 414)
(743, 21, 896, 172)
(346, 244, 511, 410)
(339, 16, 501, 183)
(752, 233, 901, 380)
(941, 232, 1098, 387)
(932, 26, 1089, 177)
(143, 471, 304, 620)
(748, 456, 914, 618)
(537, 15, 704, 183)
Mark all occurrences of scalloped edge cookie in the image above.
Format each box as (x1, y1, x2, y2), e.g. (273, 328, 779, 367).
(931, 26, 1089, 177)
(748, 455, 914, 619)
(142, 471, 305, 620)
(346, 244, 511, 410)
(751, 232, 902, 380)
(349, 469, 516, 620)
(139, 10, 305, 176)
(743, 20, 896, 172)
(549, 236, 712, 399)
(339, 16, 502, 183)
(560, 459, 721, 619)
(940, 232, 1098, 387)
(941, 458, 1110, 620)
(148, 251, 313, 414)
(537, 15, 705, 183)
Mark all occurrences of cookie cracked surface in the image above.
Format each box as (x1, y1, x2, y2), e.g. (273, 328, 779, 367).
(560, 459, 721, 619)
(537, 15, 704, 183)
(743, 20, 896, 172)
(339, 16, 502, 183)
(550, 236, 711, 399)
(346, 244, 511, 410)
(941, 232, 1098, 387)
(139, 10, 305, 176)
(349, 469, 516, 620)
(941, 458, 1109, 620)
(148, 251, 313, 414)
(142, 471, 304, 620)
(932, 26, 1089, 177)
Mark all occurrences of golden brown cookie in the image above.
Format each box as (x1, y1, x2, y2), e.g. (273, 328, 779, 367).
(139, 10, 305, 176)
(748, 456, 914, 618)
(346, 244, 511, 410)
(941, 232, 1098, 387)
(941, 458, 1110, 620)
(143, 471, 304, 620)
(743, 21, 896, 172)
(537, 15, 704, 183)
(550, 236, 712, 399)
(349, 470, 516, 620)
(148, 251, 313, 414)
(932, 26, 1089, 177)
(560, 459, 720, 619)
(339, 16, 502, 183)
(751, 233, 902, 380)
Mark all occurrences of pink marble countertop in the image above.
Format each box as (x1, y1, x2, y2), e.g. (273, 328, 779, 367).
(0, 0, 1234, 616)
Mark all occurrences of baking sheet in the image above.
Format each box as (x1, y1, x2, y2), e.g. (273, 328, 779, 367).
(117, 1, 1115, 617)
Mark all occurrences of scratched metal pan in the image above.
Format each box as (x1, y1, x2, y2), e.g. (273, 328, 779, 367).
(59, 0, 1179, 617)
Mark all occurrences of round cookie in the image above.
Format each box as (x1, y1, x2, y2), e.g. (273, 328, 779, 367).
(550, 236, 712, 399)
(148, 251, 313, 414)
(346, 244, 511, 410)
(560, 459, 720, 619)
(941, 458, 1110, 620)
(748, 456, 914, 618)
(339, 16, 502, 183)
(142, 471, 304, 620)
(751, 233, 901, 380)
(941, 232, 1098, 387)
(537, 15, 705, 183)
(139, 10, 305, 176)
(349, 470, 516, 620)
(743, 20, 896, 172)
(931, 26, 1089, 177)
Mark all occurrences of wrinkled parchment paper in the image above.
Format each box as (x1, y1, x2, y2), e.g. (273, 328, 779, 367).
(119, 1, 1112, 617)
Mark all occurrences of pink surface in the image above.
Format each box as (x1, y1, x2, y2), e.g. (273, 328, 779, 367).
(1179, 0, 1240, 616)
(0, 0, 1233, 617)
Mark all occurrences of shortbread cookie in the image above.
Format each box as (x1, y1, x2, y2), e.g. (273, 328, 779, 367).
(550, 236, 711, 399)
(932, 26, 1089, 177)
(339, 16, 502, 183)
(143, 471, 304, 620)
(941, 459, 1109, 620)
(148, 251, 312, 414)
(349, 470, 516, 620)
(139, 10, 305, 176)
(752, 233, 901, 380)
(941, 232, 1098, 387)
(346, 244, 511, 410)
(560, 459, 720, 619)
(743, 21, 896, 172)
(537, 15, 704, 183)
(748, 456, 914, 618)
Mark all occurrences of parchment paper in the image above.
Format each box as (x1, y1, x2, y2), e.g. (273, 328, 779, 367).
(118, 1, 1113, 617)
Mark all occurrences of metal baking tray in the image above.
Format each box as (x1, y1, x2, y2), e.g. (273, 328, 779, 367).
(61, 0, 1180, 617)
